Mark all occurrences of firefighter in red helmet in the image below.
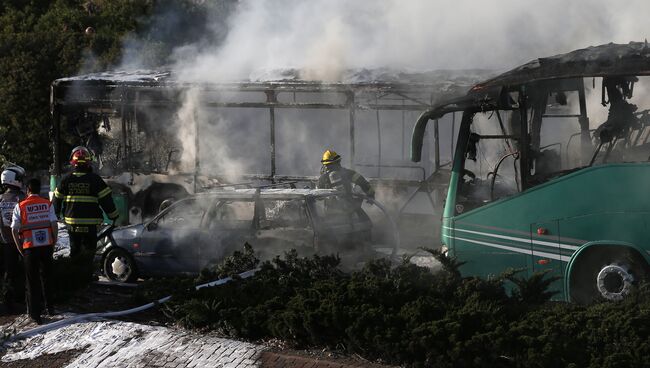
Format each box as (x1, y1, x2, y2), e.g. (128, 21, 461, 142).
(53, 147, 118, 260)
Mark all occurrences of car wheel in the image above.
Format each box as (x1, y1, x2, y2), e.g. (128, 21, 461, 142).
(570, 246, 649, 304)
(103, 248, 137, 282)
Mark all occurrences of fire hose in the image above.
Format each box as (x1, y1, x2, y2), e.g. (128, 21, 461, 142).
(8, 269, 259, 342)
(358, 195, 401, 257)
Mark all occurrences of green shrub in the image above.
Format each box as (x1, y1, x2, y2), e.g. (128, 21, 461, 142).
(138, 246, 650, 367)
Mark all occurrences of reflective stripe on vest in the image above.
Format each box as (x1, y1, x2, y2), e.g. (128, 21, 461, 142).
(64, 216, 103, 225)
(19, 196, 53, 249)
(97, 187, 112, 198)
(63, 195, 98, 203)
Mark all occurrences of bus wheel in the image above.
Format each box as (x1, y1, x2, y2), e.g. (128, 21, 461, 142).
(570, 246, 649, 304)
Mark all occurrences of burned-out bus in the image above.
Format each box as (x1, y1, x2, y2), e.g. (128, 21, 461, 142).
(411, 41, 650, 302)
(50, 69, 489, 249)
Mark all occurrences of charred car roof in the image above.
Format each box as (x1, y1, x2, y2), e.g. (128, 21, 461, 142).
(191, 188, 346, 200)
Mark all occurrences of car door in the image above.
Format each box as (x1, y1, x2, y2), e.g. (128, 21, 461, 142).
(200, 198, 256, 268)
(138, 198, 208, 275)
(253, 198, 315, 257)
(308, 195, 366, 253)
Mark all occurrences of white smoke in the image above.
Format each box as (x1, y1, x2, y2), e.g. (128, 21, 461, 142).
(175, 88, 199, 172)
(171, 0, 649, 83)
(104, 0, 650, 254)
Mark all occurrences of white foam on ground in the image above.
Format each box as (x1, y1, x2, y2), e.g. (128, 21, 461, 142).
(2, 319, 264, 367)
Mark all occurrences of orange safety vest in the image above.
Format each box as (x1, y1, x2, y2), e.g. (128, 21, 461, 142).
(19, 196, 54, 249)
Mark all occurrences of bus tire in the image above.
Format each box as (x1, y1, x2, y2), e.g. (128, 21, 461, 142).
(569, 245, 649, 304)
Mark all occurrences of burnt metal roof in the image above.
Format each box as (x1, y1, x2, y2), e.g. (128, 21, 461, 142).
(51, 68, 494, 107)
(473, 41, 650, 90)
(420, 41, 650, 119)
(50, 68, 495, 116)
(53, 68, 490, 89)
(411, 41, 650, 162)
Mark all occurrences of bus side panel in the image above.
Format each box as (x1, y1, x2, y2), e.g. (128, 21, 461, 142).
(447, 163, 650, 297)
(451, 219, 532, 281)
(530, 220, 563, 297)
(561, 213, 650, 263)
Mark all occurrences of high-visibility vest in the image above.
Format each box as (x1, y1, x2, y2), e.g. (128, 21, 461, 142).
(19, 196, 54, 249)
(0, 189, 24, 243)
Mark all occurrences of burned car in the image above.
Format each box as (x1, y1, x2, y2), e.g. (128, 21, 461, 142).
(96, 188, 397, 281)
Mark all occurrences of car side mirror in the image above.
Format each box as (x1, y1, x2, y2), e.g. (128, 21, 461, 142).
(147, 222, 158, 231)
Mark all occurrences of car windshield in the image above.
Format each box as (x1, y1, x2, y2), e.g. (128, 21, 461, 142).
(154, 198, 207, 228)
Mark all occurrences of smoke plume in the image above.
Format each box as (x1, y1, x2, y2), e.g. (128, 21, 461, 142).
(171, 0, 649, 82)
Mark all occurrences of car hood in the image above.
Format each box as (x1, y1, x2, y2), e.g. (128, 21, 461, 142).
(112, 224, 144, 243)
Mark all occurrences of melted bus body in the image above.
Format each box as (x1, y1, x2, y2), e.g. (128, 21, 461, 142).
(412, 42, 650, 302)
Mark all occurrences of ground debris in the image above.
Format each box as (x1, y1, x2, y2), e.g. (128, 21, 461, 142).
(0, 349, 84, 368)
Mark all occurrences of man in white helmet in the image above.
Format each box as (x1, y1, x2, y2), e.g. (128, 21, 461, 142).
(0, 165, 25, 314)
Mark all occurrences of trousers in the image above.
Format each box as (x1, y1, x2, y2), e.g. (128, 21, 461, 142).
(68, 225, 97, 258)
(24, 246, 53, 319)
(2, 242, 22, 305)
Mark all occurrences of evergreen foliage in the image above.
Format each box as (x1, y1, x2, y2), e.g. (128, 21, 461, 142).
(137, 247, 650, 367)
(0, 0, 235, 170)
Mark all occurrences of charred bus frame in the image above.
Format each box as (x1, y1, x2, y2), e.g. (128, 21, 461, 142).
(50, 70, 487, 246)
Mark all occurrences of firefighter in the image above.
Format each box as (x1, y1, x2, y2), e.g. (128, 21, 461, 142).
(317, 149, 375, 199)
(317, 150, 374, 258)
(53, 146, 118, 258)
(11, 178, 58, 324)
(0, 165, 26, 313)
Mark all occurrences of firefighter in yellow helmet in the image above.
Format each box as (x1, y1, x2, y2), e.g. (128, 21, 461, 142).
(317, 150, 375, 199)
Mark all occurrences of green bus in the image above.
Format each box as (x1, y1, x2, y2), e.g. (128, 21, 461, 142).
(411, 41, 650, 303)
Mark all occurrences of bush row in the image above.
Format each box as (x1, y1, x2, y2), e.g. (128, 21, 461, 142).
(137, 245, 650, 368)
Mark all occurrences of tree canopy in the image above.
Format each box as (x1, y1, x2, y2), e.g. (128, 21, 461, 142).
(0, 0, 234, 171)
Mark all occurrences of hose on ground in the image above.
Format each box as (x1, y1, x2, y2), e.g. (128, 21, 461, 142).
(9, 269, 259, 342)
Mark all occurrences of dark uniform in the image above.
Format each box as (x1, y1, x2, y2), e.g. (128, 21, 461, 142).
(0, 187, 25, 309)
(317, 152, 374, 259)
(317, 166, 375, 198)
(317, 164, 375, 228)
(53, 167, 118, 257)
